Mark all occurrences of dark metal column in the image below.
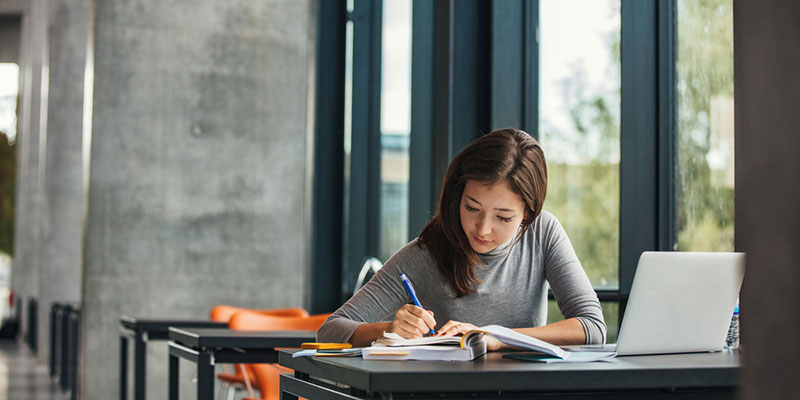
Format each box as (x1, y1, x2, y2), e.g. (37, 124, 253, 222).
(309, 0, 347, 314)
(345, 0, 384, 295)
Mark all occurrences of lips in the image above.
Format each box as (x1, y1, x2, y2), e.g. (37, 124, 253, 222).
(472, 235, 492, 245)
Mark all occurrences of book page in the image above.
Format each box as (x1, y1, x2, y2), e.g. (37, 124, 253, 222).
(375, 332, 462, 347)
(468, 325, 568, 359)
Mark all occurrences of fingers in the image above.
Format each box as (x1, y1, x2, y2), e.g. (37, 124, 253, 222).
(435, 320, 478, 337)
(390, 305, 436, 338)
(435, 320, 462, 337)
(409, 306, 437, 332)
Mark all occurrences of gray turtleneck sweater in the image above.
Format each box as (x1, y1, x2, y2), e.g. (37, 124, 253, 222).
(316, 210, 607, 345)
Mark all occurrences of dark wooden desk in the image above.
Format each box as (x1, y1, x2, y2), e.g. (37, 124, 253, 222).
(118, 316, 226, 400)
(279, 349, 741, 399)
(167, 328, 316, 400)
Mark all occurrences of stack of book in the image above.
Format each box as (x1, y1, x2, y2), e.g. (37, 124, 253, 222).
(362, 325, 568, 361)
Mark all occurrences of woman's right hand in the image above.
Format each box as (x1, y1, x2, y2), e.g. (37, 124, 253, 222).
(389, 304, 436, 338)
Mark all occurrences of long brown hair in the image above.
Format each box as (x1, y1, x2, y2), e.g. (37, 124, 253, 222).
(418, 128, 548, 297)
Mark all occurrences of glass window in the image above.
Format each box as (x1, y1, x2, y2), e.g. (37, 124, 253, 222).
(676, 0, 734, 252)
(539, 0, 621, 290)
(548, 300, 619, 343)
(0, 63, 18, 143)
(0, 63, 19, 259)
(379, 0, 412, 262)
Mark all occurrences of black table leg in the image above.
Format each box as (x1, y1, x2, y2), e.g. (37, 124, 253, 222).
(50, 306, 58, 378)
(281, 392, 299, 400)
(69, 310, 80, 400)
(120, 335, 128, 400)
(53, 308, 62, 380)
(197, 351, 214, 400)
(60, 307, 70, 391)
(168, 352, 179, 400)
(134, 331, 146, 400)
(281, 372, 298, 400)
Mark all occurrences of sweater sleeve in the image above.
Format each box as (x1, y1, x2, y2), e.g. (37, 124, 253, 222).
(539, 211, 607, 344)
(316, 243, 418, 343)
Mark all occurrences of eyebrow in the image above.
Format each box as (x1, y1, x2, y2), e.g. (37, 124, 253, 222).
(465, 195, 517, 213)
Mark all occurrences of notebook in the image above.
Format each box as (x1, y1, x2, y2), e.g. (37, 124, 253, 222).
(565, 251, 745, 356)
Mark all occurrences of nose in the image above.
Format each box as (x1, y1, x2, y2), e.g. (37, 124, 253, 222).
(475, 214, 491, 236)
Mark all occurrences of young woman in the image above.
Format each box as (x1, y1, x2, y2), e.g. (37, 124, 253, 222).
(317, 128, 606, 350)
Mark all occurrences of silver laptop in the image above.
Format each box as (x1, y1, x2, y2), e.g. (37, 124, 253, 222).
(566, 251, 745, 356)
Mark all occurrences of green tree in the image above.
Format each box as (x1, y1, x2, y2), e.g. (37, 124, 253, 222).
(543, 12, 621, 290)
(676, 0, 734, 251)
(0, 131, 14, 256)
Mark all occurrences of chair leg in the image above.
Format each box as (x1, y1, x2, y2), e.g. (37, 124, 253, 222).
(217, 384, 226, 400)
(225, 385, 236, 400)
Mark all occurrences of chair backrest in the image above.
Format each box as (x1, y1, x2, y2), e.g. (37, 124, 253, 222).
(229, 311, 332, 400)
(354, 257, 383, 293)
(209, 305, 309, 323)
(229, 311, 331, 332)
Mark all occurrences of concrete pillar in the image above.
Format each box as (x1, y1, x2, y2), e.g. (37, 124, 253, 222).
(81, 1, 315, 398)
(37, 0, 89, 358)
(11, 0, 48, 346)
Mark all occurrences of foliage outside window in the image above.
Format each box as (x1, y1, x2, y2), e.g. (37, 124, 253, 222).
(0, 63, 19, 257)
(539, 0, 620, 341)
(539, 0, 621, 290)
(379, 0, 412, 262)
(676, 0, 734, 252)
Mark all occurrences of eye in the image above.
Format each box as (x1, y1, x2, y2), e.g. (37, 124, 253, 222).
(496, 216, 513, 223)
(465, 203, 478, 212)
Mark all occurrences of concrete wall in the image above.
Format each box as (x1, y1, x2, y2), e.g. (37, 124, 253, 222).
(80, 0, 315, 398)
(37, 0, 88, 356)
(734, 1, 800, 398)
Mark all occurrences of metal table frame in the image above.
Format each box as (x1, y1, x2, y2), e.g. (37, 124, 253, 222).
(167, 327, 316, 400)
(118, 316, 227, 400)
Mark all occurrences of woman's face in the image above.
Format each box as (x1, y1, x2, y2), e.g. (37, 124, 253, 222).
(459, 180, 527, 254)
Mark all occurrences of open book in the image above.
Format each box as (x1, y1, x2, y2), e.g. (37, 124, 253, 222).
(362, 325, 568, 361)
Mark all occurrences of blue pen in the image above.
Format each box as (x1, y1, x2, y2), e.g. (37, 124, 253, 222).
(400, 273, 435, 335)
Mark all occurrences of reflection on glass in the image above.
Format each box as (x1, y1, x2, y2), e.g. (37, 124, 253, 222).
(379, 0, 411, 262)
(341, 1, 354, 293)
(539, 0, 621, 289)
(676, 0, 734, 251)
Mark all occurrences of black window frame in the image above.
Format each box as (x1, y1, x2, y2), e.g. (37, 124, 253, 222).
(311, 0, 679, 321)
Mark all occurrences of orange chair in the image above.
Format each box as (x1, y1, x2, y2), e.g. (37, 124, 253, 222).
(210, 305, 309, 324)
(228, 310, 331, 400)
(210, 306, 310, 400)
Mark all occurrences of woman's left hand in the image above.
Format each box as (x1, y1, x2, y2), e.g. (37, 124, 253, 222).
(435, 320, 504, 351)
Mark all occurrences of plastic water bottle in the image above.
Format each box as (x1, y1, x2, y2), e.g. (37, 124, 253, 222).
(725, 300, 740, 349)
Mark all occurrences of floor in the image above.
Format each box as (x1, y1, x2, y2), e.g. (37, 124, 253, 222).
(0, 339, 69, 400)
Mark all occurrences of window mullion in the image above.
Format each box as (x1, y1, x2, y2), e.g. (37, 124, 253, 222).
(620, 0, 659, 298)
(346, 0, 383, 297)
